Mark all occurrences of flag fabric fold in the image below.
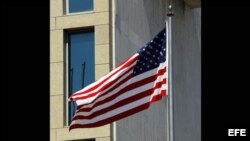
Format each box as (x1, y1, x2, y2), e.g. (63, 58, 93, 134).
(69, 27, 167, 130)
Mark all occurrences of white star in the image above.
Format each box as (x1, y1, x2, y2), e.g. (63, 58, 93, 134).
(160, 52, 163, 56)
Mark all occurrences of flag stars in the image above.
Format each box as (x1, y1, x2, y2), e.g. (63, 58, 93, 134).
(134, 28, 166, 76)
(160, 52, 163, 56)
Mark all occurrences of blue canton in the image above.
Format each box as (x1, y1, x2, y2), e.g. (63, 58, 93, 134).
(133, 27, 166, 76)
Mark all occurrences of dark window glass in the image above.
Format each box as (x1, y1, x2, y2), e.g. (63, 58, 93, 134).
(68, 0, 93, 13)
(68, 30, 95, 123)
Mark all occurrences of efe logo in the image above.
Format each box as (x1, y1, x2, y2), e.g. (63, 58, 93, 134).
(228, 129, 246, 136)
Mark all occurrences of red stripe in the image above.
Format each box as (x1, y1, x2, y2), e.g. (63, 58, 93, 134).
(76, 67, 166, 111)
(70, 55, 139, 98)
(76, 74, 133, 110)
(72, 56, 137, 97)
(73, 66, 134, 101)
(161, 90, 167, 96)
(69, 91, 166, 130)
(76, 67, 166, 110)
(76, 78, 166, 113)
(72, 79, 166, 120)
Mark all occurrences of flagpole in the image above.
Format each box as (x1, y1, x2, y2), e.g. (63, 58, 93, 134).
(111, 0, 116, 141)
(166, 3, 174, 141)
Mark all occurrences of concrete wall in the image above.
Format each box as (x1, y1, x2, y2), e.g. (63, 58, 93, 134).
(114, 0, 201, 141)
(172, 0, 201, 141)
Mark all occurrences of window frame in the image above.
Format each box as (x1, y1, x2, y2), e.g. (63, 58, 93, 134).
(64, 28, 95, 126)
(65, 0, 94, 15)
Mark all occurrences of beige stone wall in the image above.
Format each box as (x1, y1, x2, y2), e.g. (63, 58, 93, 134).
(50, 0, 111, 140)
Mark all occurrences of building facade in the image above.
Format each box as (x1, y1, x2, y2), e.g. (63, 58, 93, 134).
(50, 0, 111, 140)
(50, 0, 200, 141)
(115, 0, 201, 141)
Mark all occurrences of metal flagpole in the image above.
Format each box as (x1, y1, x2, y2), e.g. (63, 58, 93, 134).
(166, 3, 174, 141)
(111, 0, 116, 141)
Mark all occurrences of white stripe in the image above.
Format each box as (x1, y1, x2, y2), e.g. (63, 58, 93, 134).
(75, 69, 133, 105)
(73, 72, 166, 117)
(161, 84, 167, 94)
(75, 62, 166, 106)
(72, 54, 139, 95)
(72, 61, 137, 100)
(70, 85, 165, 125)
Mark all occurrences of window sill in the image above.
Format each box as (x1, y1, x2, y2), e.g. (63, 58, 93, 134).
(66, 10, 94, 16)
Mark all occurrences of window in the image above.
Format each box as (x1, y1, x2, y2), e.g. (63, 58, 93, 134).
(66, 29, 95, 125)
(70, 139, 95, 141)
(66, 0, 93, 14)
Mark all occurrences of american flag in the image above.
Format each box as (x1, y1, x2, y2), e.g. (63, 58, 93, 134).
(69, 27, 167, 130)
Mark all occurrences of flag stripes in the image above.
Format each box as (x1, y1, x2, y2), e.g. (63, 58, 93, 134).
(71, 54, 139, 98)
(69, 27, 167, 130)
(75, 64, 166, 113)
(69, 62, 167, 130)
